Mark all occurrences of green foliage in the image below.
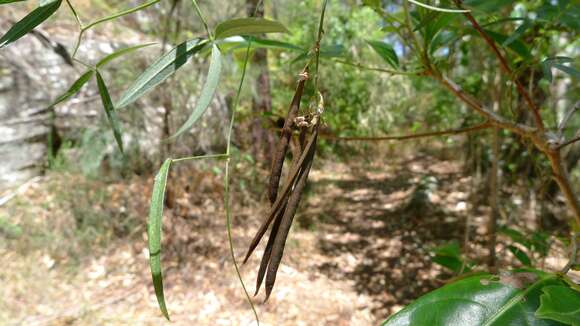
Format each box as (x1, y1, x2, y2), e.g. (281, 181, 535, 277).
(49, 70, 94, 107)
(116, 39, 207, 109)
(96, 71, 124, 153)
(147, 158, 172, 320)
(170, 44, 222, 139)
(431, 241, 472, 274)
(0, 0, 61, 48)
(536, 285, 580, 325)
(383, 270, 577, 326)
(367, 40, 399, 68)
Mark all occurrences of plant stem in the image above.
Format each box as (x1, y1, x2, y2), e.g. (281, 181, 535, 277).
(191, 0, 213, 40)
(324, 122, 491, 141)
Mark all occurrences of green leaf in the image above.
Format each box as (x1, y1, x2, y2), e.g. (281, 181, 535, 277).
(0, 0, 27, 4)
(116, 38, 207, 109)
(214, 18, 289, 39)
(367, 40, 399, 68)
(96, 43, 157, 68)
(148, 158, 172, 321)
(502, 19, 532, 47)
(482, 29, 531, 59)
(432, 241, 471, 274)
(169, 44, 222, 139)
(541, 57, 576, 83)
(95, 71, 124, 153)
(49, 70, 94, 107)
(500, 227, 532, 249)
(507, 245, 532, 267)
(0, 0, 62, 48)
(383, 271, 569, 326)
(536, 285, 580, 325)
(216, 36, 303, 54)
(552, 64, 580, 80)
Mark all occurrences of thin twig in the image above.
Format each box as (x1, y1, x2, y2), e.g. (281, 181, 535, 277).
(557, 135, 580, 151)
(333, 59, 422, 75)
(558, 103, 578, 133)
(453, 0, 545, 132)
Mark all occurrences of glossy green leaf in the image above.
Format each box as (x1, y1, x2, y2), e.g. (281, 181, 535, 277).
(49, 70, 94, 107)
(500, 227, 532, 249)
(536, 285, 580, 325)
(148, 158, 172, 320)
(383, 271, 569, 326)
(367, 40, 399, 68)
(0, 0, 61, 48)
(95, 71, 124, 153)
(96, 43, 157, 68)
(116, 38, 207, 109)
(508, 245, 532, 267)
(170, 44, 222, 139)
(214, 18, 289, 39)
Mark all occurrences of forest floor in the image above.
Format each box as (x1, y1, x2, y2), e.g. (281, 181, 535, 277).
(0, 152, 574, 325)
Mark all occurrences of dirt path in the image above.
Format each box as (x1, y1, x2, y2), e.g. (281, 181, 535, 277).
(1, 154, 571, 325)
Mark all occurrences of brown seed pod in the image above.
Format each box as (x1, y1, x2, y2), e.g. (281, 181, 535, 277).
(263, 127, 318, 301)
(243, 129, 319, 264)
(268, 73, 308, 204)
(254, 202, 286, 296)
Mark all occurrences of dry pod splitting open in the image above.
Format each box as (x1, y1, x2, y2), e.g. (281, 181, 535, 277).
(244, 70, 324, 300)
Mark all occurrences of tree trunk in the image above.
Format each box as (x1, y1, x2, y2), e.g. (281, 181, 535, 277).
(247, 0, 276, 166)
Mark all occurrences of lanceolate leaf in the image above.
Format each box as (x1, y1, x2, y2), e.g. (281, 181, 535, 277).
(170, 44, 222, 139)
(507, 245, 532, 267)
(367, 40, 399, 68)
(502, 19, 532, 47)
(148, 158, 172, 320)
(116, 38, 207, 109)
(382, 270, 569, 326)
(95, 71, 124, 153)
(0, 0, 27, 4)
(407, 0, 470, 13)
(481, 29, 532, 59)
(49, 70, 94, 107)
(0, 0, 62, 48)
(96, 43, 157, 68)
(536, 285, 580, 325)
(214, 18, 289, 39)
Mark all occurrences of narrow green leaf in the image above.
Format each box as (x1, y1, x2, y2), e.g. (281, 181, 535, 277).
(49, 70, 94, 107)
(148, 158, 172, 320)
(217, 36, 303, 54)
(116, 38, 207, 109)
(96, 43, 157, 68)
(0, 0, 62, 48)
(214, 18, 289, 39)
(502, 19, 531, 47)
(367, 40, 399, 68)
(0, 0, 27, 4)
(507, 245, 532, 267)
(481, 29, 532, 59)
(95, 71, 124, 153)
(536, 285, 580, 325)
(169, 44, 222, 140)
(552, 63, 580, 79)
